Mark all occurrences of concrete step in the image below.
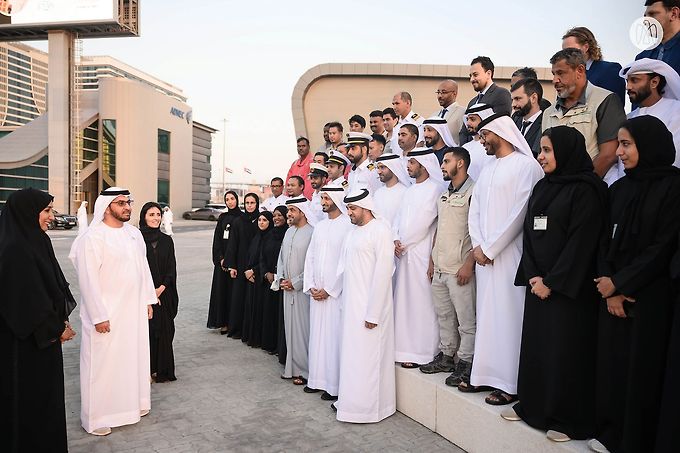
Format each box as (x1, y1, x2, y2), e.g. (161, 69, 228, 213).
(395, 366, 591, 453)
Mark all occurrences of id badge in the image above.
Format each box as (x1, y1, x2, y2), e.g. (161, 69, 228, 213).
(223, 224, 230, 240)
(533, 216, 548, 231)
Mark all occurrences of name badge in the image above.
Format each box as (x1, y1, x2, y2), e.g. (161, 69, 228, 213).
(612, 223, 618, 239)
(223, 224, 230, 240)
(533, 216, 548, 231)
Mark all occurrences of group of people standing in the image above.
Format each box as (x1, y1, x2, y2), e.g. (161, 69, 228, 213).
(1, 187, 179, 451)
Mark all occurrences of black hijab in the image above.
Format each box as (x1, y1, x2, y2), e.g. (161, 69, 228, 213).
(271, 205, 289, 241)
(530, 126, 608, 215)
(243, 192, 261, 223)
(608, 115, 680, 261)
(257, 211, 274, 236)
(224, 190, 242, 214)
(139, 201, 163, 244)
(0, 189, 76, 339)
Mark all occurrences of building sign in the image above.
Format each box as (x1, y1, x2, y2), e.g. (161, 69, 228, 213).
(0, 0, 117, 26)
(170, 106, 192, 124)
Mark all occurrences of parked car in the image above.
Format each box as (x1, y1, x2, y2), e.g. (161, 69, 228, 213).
(182, 207, 224, 221)
(49, 210, 77, 230)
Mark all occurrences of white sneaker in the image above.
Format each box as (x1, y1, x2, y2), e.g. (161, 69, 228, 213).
(500, 407, 521, 421)
(587, 439, 609, 452)
(140, 409, 150, 417)
(91, 427, 112, 436)
(547, 430, 571, 442)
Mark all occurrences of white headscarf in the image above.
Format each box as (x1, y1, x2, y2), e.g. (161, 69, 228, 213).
(620, 58, 680, 100)
(376, 153, 411, 186)
(319, 186, 347, 215)
(464, 103, 495, 125)
(69, 187, 132, 261)
(343, 188, 376, 213)
(408, 147, 447, 190)
(478, 115, 534, 158)
(423, 116, 457, 147)
(285, 195, 318, 227)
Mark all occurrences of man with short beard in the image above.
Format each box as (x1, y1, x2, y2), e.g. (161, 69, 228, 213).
(511, 78, 544, 157)
(462, 115, 543, 406)
(423, 117, 457, 164)
(71, 188, 157, 436)
(621, 58, 680, 166)
(373, 153, 410, 227)
(462, 104, 496, 181)
(308, 163, 329, 224)
(459, 56, 512, 145)
(432, 79, 465, 140)
(393, 149, 446, 369)
(276, 197, 316, 385)
(542, 48, 626, 185)
(303, 186, 353, 401)
(347, 132, 381, 193)
(420, 147, 476, 389)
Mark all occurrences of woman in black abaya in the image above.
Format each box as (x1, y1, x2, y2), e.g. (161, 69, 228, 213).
(260, 205, 288, 356)
(509, 126, 607, 442)
(225, 193, 260, 339)
(244, 211, 274, 347)
(593, 115, 680, 453)
(140, 202, 179, 382)
(0, 188, 77, 453)
(206, 191, 242, 333)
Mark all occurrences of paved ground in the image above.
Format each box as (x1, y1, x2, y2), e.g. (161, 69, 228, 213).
(50, 220, 463, 453)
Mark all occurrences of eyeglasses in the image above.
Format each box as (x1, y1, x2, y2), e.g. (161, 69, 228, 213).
(112, 200, 133, 207)
(435, 90, 454, 95)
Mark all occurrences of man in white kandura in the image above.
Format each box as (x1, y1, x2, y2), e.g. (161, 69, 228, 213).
(303, 186, 353, 401)
(461, 114, 543, 406)
(275, 196, 316, 385)
(334, 188, 396, 423)
(393, 148, 446, 368)
(373, 153, 410, 227)
(161, 206, 174, 236)
(69, 187, 157, 436)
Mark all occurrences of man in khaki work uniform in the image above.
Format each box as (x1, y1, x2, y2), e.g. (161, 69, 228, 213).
(542, 48, 626, 186)
(420, 147, 476, 387)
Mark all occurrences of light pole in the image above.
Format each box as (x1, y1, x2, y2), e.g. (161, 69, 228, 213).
(222, 118, 227, 194)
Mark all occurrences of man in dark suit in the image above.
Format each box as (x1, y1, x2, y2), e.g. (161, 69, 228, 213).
(636, 1, 680, 77)
(458, 56, 512, 145)
(510, 78, 544, 157)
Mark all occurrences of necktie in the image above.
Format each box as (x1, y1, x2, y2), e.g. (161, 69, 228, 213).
(521, 121, 531, 135)
(440, 108, 448, 118)
(476, 93, 483, 105)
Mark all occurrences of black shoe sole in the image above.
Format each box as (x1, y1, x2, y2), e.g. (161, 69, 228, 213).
(321, 392, 338, 401)
(420, 367, 455, 374)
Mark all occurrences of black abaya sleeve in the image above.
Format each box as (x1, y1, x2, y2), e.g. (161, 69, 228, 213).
(542, 185, 604, 299)
(212, 215, 226, 267)
(611, 191, 680, 296)
(515, 204, 542, 286)
(224, 217, 243, 270)
(161, 236, 178, 289)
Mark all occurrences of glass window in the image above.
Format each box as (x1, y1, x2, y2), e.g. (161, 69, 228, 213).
(102, 119, 116, 182)
(158, 129, 170, 154)
(158, 179, 170, 204)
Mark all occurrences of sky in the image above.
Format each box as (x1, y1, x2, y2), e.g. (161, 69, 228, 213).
(42, 0, 643, 184)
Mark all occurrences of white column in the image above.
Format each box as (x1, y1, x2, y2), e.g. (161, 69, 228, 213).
(47, 31, 73, 213)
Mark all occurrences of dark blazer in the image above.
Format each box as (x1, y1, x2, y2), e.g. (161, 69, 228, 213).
(513, 112, 543, 158)
(587, 60, 625, 105)
(459, 82, 512, 144)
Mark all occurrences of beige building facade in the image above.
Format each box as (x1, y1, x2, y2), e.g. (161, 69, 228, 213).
(292, 63, 556, 151)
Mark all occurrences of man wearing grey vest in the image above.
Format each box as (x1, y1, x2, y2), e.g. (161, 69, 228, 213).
(420, 147, 477, 387)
